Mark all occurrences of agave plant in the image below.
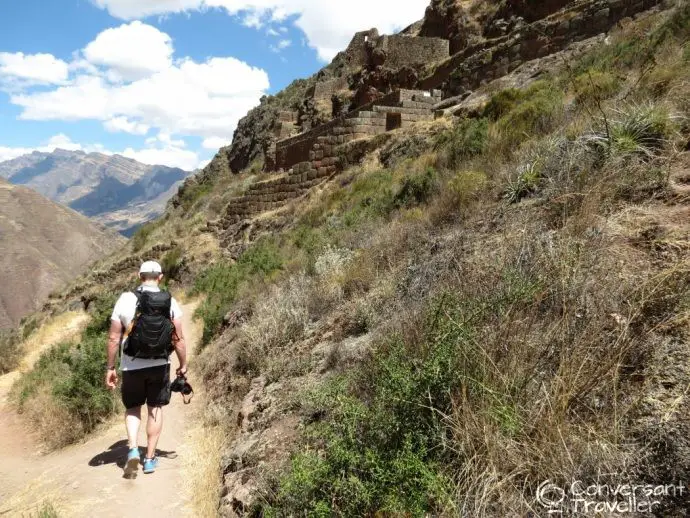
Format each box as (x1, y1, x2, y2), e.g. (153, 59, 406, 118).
(586, 102, 674, 160)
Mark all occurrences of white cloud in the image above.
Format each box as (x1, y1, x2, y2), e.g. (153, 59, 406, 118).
(270, 39, 292, 52)
(0, 52, 69, 84)
(0, 146, 34, 162)
(122, 146, 199, 170)
(45, 133, 84, 151)
(0, 134, 87, 162)
(90, 0, 429, 61)
(104, 116, 150, 135)
(11, 54, 269, 140)
(202, 136, 231, 149)
(83, 21, 174, 81)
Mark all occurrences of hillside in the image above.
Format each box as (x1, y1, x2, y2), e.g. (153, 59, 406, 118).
(0, 149, 191, 235)
(2, 0, 689, 516)
(0, 178, 124, 329)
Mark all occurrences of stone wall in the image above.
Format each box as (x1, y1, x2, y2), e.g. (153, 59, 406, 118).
(375, 35, 450, 68)
(313, 76, 349, 102)
(420, 0, 664, 94)
(275, 89, 440, 172)
(343, 29, 380, 68)
(224, 89, 440, 221)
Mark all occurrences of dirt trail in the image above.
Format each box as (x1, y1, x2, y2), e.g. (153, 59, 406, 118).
(0, 302, 202, 518)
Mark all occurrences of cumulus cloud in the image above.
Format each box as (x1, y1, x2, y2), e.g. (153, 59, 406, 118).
(0, 134, 85, 162)
(104, 116, 151, 135)
(12, 52, 269, 140)
(90, 0, 429, 61)
(202, 136, 231, 149)
(122, 144, 200, 170)
(83, 21, 174, 81)
(0, 52, 69, 85)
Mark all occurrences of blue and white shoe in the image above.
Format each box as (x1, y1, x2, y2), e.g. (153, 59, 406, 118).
(124, 447, 140, 478)
(143, 457, 159, 474)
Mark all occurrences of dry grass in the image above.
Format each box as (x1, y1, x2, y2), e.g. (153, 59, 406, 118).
(184, 421, 226, 518)
(18, 311, 89, 372)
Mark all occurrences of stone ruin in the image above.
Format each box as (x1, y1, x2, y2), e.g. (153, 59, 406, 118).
(217, 0, 670, 239)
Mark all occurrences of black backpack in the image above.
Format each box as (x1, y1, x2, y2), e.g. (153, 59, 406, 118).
(124, 290, 175, 359)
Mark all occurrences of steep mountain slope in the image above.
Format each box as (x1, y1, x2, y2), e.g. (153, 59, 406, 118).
(0, 178, 124, 328)
(0, 149, 191, 235)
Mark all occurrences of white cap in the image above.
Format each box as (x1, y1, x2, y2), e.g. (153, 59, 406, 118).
(139, 261, 163, 274)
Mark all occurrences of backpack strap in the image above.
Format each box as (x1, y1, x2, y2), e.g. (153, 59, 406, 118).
(122, 291, 143, 341)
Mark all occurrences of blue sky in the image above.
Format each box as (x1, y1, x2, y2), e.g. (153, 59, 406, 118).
(0, 0, 428, 169)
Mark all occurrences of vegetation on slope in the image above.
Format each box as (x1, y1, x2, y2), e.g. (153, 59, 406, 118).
(191, 6, 689, 516)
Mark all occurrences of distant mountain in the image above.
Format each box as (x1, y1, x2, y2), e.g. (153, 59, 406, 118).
(0, 178, 125, 328)
(0, 149, 192, 236)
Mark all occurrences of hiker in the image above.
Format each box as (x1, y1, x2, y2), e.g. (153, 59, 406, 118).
(105, 261, 188, 476)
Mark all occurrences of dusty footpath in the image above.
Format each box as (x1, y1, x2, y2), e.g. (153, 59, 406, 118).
(0, 303, 202, 517)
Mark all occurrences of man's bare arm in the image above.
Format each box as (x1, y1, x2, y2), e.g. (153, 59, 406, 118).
(105, 320, 122, 389)
(172, 318, 188, 375)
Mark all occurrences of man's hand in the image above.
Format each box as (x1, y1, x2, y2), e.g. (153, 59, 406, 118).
(105, 368, 119, 390)
(176, 365, 188, 378)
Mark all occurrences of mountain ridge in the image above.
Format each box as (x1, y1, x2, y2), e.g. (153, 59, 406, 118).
(0, 148, 192, 235)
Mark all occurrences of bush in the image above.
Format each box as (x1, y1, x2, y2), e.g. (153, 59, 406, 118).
(83, 292, 118, 338)
(572, 70, 621, 104)
(193, 239, 284, 345)
(13, 312, 118, 448)
(0, 329, 22, 374)
(447, 170, 489, 206)
(237, 275, 312, 377)
(261, 294, 491, 516)
(505, 161, 542, 203)
(495, 81, 564, 147)
(161, 246, 184, 282)
(131, 221, 156, 252)
(392, 168, 439, 209)
(482, 88, 523, 121)
(587, 102, 674, 160)
(438, 118, 489, 168)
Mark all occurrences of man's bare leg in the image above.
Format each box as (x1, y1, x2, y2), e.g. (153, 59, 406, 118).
(146, 405, 163, 459)
(125, 406, 142, 449)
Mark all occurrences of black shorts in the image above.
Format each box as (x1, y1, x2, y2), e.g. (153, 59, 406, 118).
(121, 364, 171, 409)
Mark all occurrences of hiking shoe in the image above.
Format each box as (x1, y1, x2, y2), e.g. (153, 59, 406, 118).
(124, 447, 140, 478)
(143, 457, 159, 474)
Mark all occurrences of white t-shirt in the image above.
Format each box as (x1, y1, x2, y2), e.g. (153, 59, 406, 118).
(111, 285, 183, 371)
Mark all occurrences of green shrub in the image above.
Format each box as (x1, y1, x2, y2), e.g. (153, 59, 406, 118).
(35, 502, 60, 518)
(13, 309, 118, 446)
(193, 239, 284, 345)
(496, 81, 564, 147)
(482, 88, 523, 121)
(131, 221, 156, 252)
(505, 162, 542, 203)
(438, 118, 489, 168)
(393, 168, 439, 209)
(83, 292, 119, 338)
(572, 70, 621, 104)
(177, 179, 214, 213)
(261, 294, 506, 516)
(447, 170, 489, 205)
(0, 329, 22, 374)
(161, 246, 184, 282)
(588, 103, 674, 159)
